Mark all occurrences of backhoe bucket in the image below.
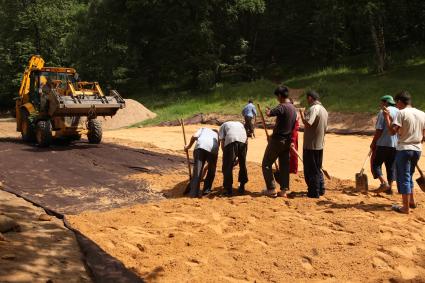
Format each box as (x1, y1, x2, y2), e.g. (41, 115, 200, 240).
(48, 90, 125, 117)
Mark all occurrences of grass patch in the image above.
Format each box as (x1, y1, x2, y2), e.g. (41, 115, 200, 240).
(129, 55, 425, 126)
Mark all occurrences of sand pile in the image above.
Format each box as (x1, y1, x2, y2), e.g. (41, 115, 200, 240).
(101, 99, 156, 130)
(68, 160, 425, 282)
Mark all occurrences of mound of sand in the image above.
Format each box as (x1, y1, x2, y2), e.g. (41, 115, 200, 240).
(68, 160, 425, 282)
(101, 99, 156, 130)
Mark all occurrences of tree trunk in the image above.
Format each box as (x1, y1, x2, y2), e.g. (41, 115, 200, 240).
(368, 13, 386, 73)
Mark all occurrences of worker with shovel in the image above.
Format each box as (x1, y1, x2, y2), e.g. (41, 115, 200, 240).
(218, 121, 248, 196)
(370, 95, 399, 195)
(383, 91, 425, 214)
(262, 86, 297, 197)
(184, 127, 219, 197)
(299, 90, 328, 198)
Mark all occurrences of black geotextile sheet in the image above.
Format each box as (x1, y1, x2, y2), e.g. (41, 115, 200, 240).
(0, 139, 185, 215)
(0, 138, 186, 282)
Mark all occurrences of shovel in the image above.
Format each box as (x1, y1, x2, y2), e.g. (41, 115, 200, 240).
(257, 104, 281, 185)
(180, 118, 192, 195)
(290, 146, 331, 180)
(416, 165, 425, 192)
(355, 150, 372, 192)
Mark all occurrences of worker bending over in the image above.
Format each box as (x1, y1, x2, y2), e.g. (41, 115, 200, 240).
(185, 127, 219, 197)
(219, 121, 248, 196)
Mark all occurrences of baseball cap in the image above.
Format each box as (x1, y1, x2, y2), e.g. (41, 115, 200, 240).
(380, 95, 395, 105)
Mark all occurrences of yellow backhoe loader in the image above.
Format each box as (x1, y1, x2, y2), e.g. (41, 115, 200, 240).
(16, 55, 125, 147)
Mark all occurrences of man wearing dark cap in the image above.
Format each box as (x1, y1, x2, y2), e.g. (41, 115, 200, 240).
(383, 91, 425, 214)
(371, 95, 399, 194)
(300, 90, 328, 198)
(262, 85, 297, 197)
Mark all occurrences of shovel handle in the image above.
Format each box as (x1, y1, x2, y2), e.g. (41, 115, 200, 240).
(291, 147, 331, 179)
(360, 150, 372, 172)
(180, 119, 192, 179)
(416, 165, 425, 178)
(257, 104, 280, 171)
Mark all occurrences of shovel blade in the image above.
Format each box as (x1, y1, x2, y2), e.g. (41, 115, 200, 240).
(416, 177, 425, 193)
(355, 173, 368, 192)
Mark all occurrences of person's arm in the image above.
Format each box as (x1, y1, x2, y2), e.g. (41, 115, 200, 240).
(265, 107, 272, 117)
(184, 136, 197, 151)
(220, 139, 225, 151)
(370, 130, 383, 150)
(370, 112, 384, 149)
(383, 107, 399, 135)
(299, 108, 314, 128)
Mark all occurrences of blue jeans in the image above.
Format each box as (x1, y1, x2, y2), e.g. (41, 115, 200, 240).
(395, 150, 421, 194)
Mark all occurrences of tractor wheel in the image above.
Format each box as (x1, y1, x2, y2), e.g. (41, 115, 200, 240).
(35, 120, 52, 147)
(21, 109, 35, 142)
(87, 119, 102, 144)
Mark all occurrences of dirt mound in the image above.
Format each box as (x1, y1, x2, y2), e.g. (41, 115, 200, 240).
(160, 111, 376, 135)
(102, 99, 156, 130)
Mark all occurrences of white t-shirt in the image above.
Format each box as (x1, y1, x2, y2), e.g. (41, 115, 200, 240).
(194, 128, 219, 154)
(392, 107, 425, 151)
(218, 121, 247, 147)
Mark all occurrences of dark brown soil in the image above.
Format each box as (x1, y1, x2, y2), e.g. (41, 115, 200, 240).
(0, 138, 186, 215)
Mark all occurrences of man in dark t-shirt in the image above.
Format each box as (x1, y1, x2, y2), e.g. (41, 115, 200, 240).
(262, 86, 297, 197)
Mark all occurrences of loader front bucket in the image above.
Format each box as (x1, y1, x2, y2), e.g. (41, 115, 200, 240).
(48, 90, 125, 117)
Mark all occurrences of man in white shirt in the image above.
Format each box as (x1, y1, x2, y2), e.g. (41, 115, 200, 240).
(219, 121, 248, 196)
(383, 91, 425, 214)
(185, 127, 219, 197)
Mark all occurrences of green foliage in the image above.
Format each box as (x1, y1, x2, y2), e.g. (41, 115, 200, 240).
(135, 57, 425, 126)
(1, 0, 425, 113)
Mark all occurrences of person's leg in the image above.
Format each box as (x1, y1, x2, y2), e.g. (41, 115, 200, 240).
(395, 150, 412, 213)
(310, 150, 322, 198)
(408, 151, 421, 208)
(372, 146, 388, 189)
(189, 149, 206, 197)
(385, 147, 397, 194)
(244, 116, 252, 137)
(203, 152, 218, 194)
(303, 149, 320, 197)
(262, 139, 280, 192)
(222, 143, 236, 195)
(317, 150, 325, 196)
(237, 142, 248, 194)
(278, 140, 290, 192)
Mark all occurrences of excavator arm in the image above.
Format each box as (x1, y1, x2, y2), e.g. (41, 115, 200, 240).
(16, 55, 45, 131)
(18, 55, 45, 98)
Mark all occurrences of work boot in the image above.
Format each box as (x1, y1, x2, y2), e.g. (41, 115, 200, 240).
(202, 188, 212, 195)
(222, 188, 233, 197)
(374, 182, 390, 194)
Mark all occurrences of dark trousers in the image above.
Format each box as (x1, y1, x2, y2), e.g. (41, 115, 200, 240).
(189, 148, 218, 197)
(244, 116, 255, 137)
(303, 149, 325, 198)
(222, 142, 248, 192)
(262, 138, 290, 191)
(371, 146, 396, 183)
